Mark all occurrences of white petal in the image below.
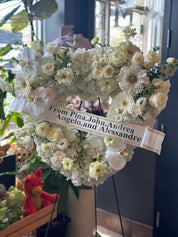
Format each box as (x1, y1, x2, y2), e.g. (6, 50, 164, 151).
(105, 150, 126, 171)
(21, 47, 35, 62)
(33, 87, 47, 98)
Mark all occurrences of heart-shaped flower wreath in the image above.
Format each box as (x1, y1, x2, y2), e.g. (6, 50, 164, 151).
(13, 27, 178, 186)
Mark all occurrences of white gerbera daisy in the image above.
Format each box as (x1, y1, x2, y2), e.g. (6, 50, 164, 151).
(15, 73, 31, 97)
(111, 92, 133, 114)
(118, 65, 148, 94)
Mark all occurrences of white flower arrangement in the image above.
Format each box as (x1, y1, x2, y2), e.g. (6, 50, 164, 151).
(12, 26, 178, 187)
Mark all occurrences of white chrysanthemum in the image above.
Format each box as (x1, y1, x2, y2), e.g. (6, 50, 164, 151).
(50, 150, 66, 170)
(89, 161, 105, 180)
(57, 138, 68, 150)
(55, 68, 74, 85)
(46, 127, 63, 143)
(62, 158, 73, 170)
(15, 73, 31, 97)
(0, 78, 13, 93)
(118, 65, 148, 94)
(35, 122, 50, 138)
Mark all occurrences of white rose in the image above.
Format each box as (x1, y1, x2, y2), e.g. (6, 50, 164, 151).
(35, 122, 50, 138)
(89, 161, 105, 180)
(57, 138, 68, 150)
(50, 150, 66, 170)
(145, 51, 161, 63)
(110, 50, 127, 67)
(103, 65, 114, 78)
(21, 135, 34, 148)
(166, 57, 175, 64)
(62, 158, 73, 170)
(46, 127, 63, 143)
(132, 52, 144, 66)
(100, 57, 108, 65)
(41, 60, 55, 76)
(23, 122, 34, 136)
(23, 115, 33, 124)
(149, 92, 168, 111)
(152, 79, 170, 94)
(14, 128, 26, 139)
(45, 42, 58, 55)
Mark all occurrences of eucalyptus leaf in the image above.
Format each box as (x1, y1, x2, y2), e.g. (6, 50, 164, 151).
(10, 10, 29, 33)
(30, 0, 58, 20)
(0, 45, 12, 56)
(0, 5, 20, 27)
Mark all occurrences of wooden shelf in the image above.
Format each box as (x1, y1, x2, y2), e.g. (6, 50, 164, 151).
(0, 204, 57, 237)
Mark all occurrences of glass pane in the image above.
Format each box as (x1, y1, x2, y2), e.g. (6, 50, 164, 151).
(95, 0, 165, 54)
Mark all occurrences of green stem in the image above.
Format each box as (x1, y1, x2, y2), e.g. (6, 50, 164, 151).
(0, 89, 6, 120)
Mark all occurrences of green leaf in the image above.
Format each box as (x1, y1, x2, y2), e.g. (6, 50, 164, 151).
(0, 5, 20, 27)
(57, 177, 69, 215)
(12, 112, 24, 127)
(0, 45, 12, 56)
(69, 182, 79, 199)
(1, 132, 14, 140)
(7, 70, 15, 83)
(9, 136, 17, 144)
(10, 10, 29, 33)
(30, 0, 58, 20)
(0, 113, 12, 136)
(0, 89, 6, 120)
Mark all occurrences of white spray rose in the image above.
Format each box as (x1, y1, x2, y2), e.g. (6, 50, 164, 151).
(62, 158, 73, 170)
(46, 127, 63, 143)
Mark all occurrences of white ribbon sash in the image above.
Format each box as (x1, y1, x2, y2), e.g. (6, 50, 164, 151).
(11, 98, 165, 154)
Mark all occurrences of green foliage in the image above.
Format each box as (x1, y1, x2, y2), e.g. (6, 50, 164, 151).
(0, 113, 12, 136)
(30, 0, 58, 20)
(0, 5, 20, 27)
(10, 10, 29, 33)
(12, 112, 24, 128)
(0, 45, 13, 56)
(0, 89, 6, 120)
